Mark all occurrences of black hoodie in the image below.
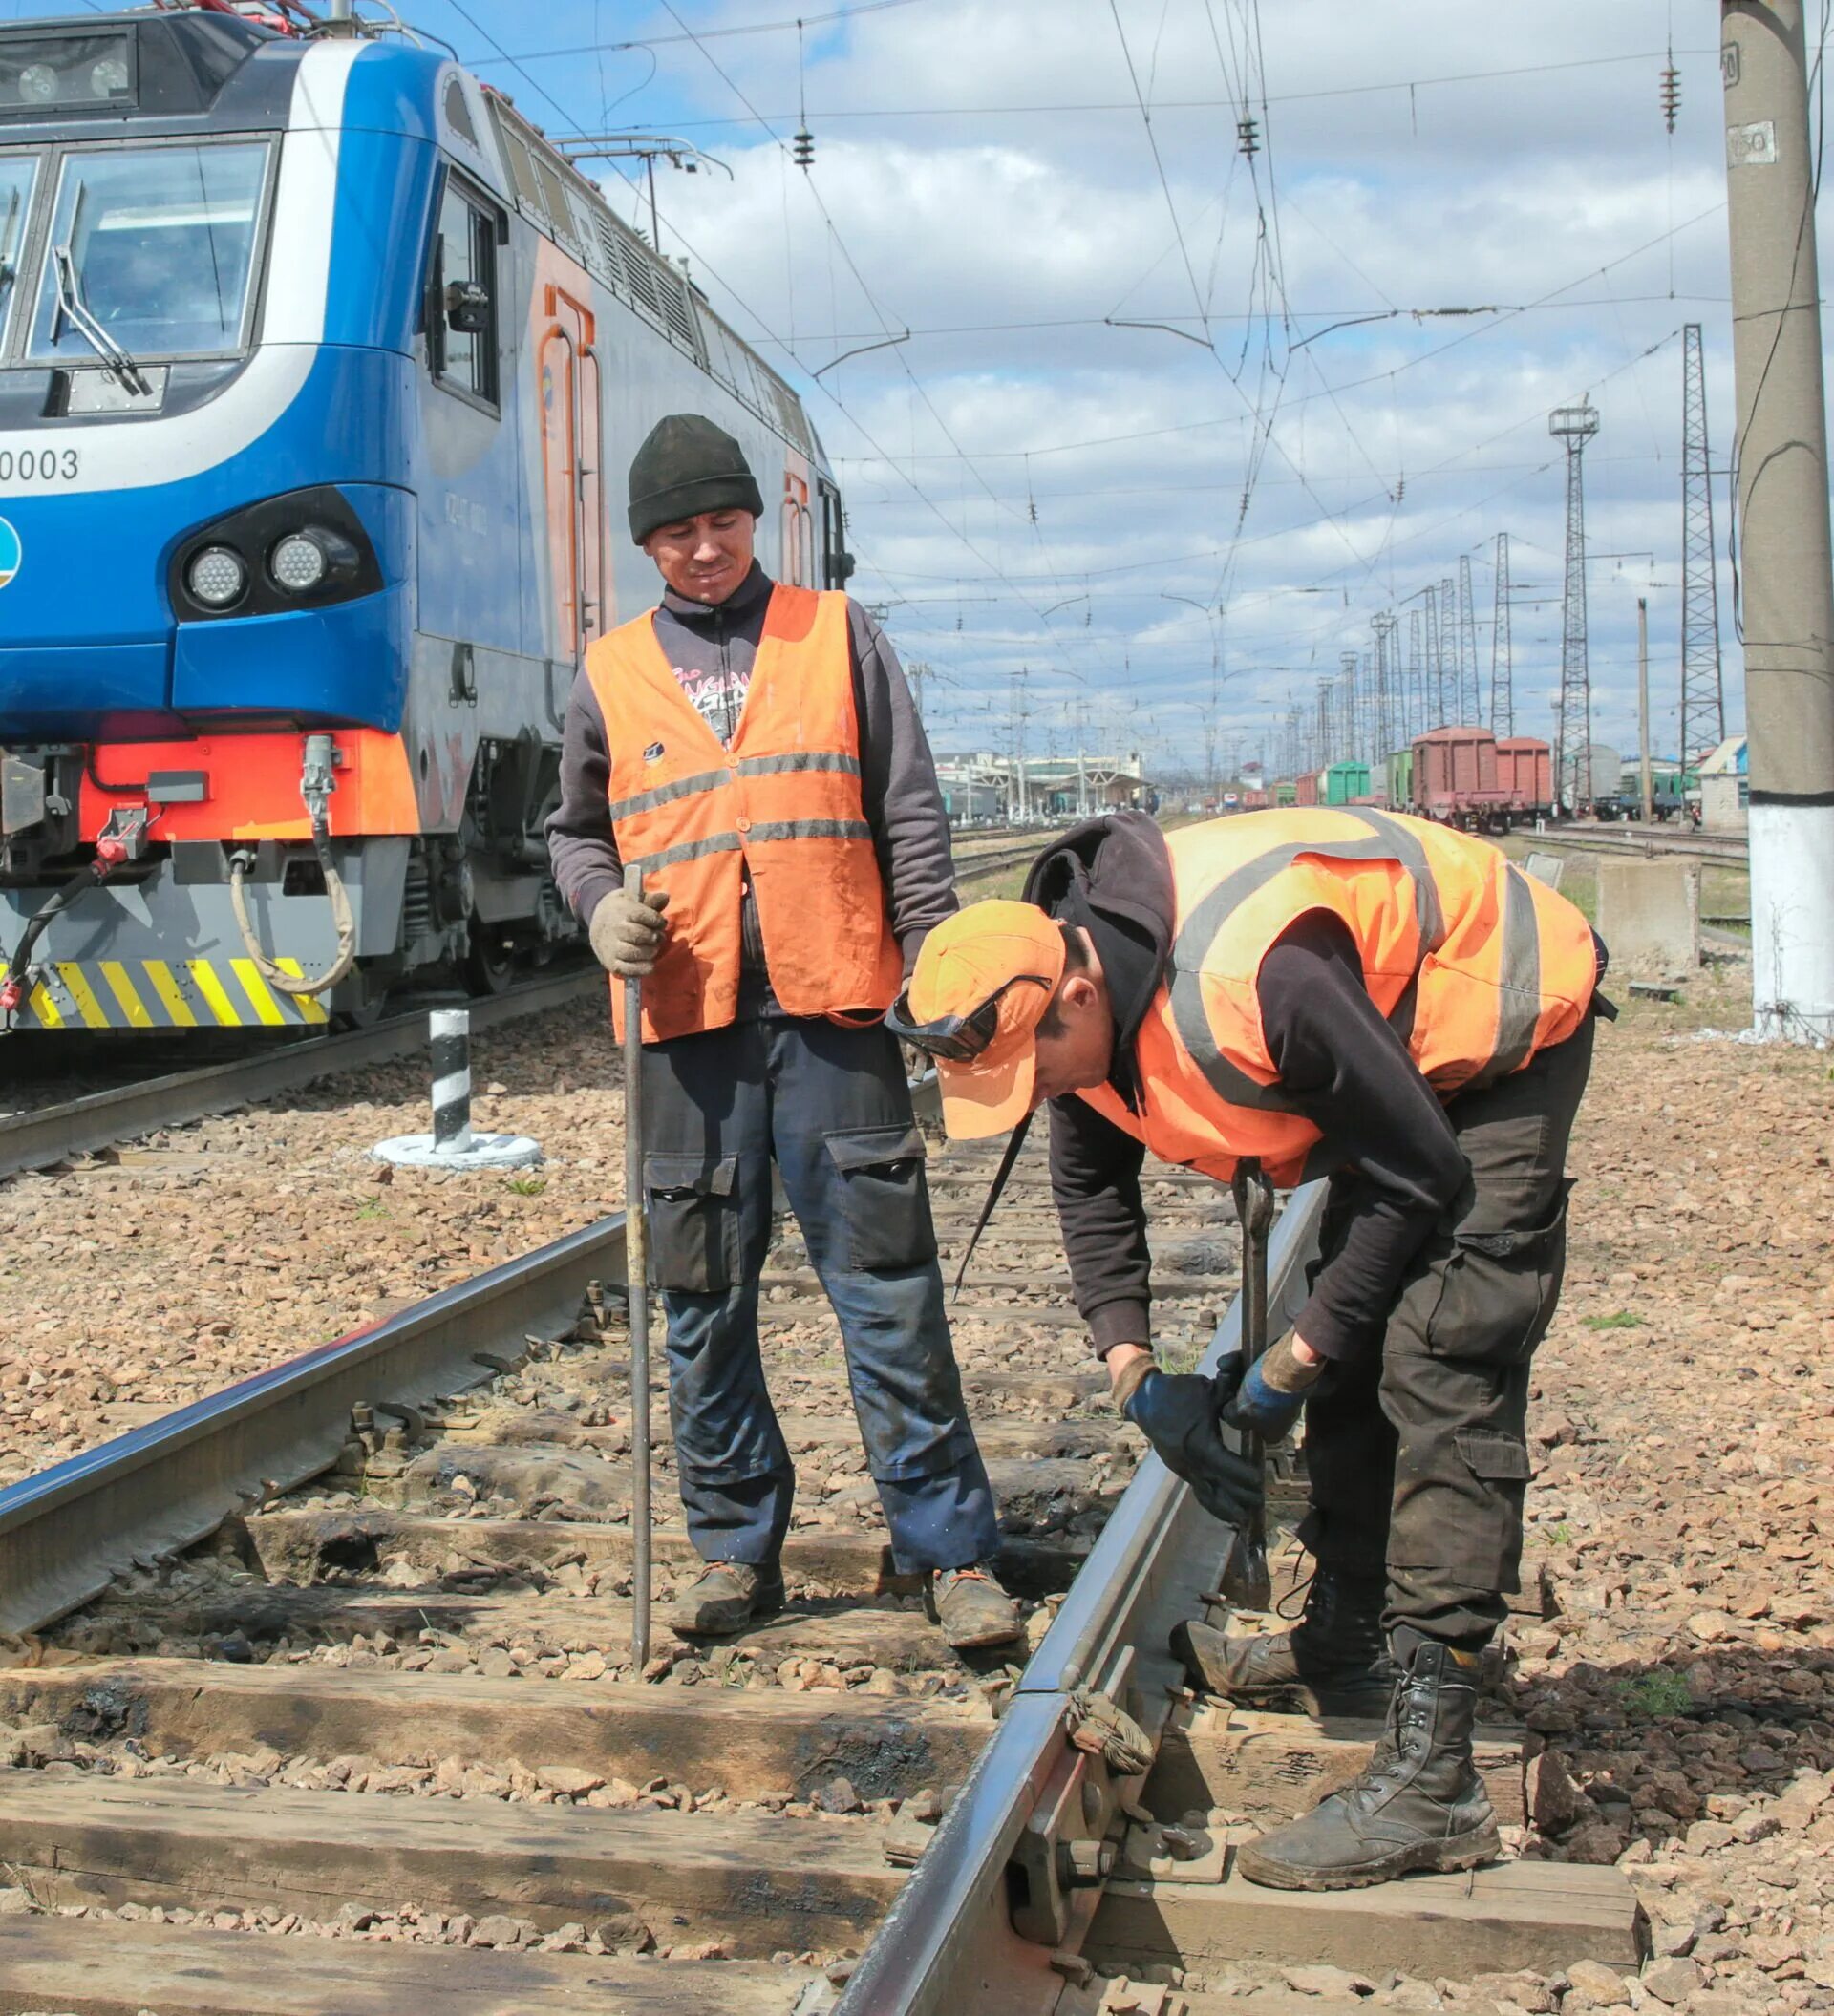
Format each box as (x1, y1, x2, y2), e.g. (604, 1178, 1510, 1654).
(1026, 812, 1471, 1363)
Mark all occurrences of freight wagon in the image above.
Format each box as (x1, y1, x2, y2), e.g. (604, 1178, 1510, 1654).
(1407, 728, 1552, 831)
(1293, 772, 1320, 808)
(1324, 760, 1371, 806)
(1385, 747, 1413, 812)
(1561, 743, 1623, 820)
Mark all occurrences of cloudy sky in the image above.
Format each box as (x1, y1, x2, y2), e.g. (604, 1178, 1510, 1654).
(15, 0, 1786, 777)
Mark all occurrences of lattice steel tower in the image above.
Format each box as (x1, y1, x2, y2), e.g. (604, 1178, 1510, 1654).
(1458, 555, 1482, 720)
(1491, 531, 1513, 735)
(1679, 324, 1726, 767)
(1550, 403, 1601, 809)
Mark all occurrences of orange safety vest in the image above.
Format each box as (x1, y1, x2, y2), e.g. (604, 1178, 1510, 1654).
(584, 582, 902, 1043)
(1077, 809, 1599, 1187)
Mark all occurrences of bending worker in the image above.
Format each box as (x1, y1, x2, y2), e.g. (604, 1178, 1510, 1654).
(547, 414, 1019, 1652)
(893, 807, 1605, 1888)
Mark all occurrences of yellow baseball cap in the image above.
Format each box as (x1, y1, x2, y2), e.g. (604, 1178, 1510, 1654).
(899, 901, 1067, 1138)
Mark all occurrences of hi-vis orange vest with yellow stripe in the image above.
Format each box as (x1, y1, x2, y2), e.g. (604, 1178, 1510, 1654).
(1077, 809, 1599, 1188)
(584, 583, 901, 1044)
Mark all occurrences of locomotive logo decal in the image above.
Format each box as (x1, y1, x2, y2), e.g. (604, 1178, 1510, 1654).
(0, 519, 18, 590)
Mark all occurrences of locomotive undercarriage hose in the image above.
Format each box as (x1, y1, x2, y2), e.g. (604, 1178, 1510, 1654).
(228, 735, 357, 1001)
(229, 821, 357, 1000)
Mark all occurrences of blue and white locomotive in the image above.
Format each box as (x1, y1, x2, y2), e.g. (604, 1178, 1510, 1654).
(0, 2, 847, 1029)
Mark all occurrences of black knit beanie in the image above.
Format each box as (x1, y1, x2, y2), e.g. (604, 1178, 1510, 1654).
(628, 414, 765, 543)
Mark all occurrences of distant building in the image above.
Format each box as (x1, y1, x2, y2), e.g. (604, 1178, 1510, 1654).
(931, 752, 1149, 824)
(1697, 735, 1748, 832)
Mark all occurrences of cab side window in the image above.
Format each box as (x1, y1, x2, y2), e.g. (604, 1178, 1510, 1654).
(428, 175, 500, 410)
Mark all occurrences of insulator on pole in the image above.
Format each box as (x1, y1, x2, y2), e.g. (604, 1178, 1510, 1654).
(793, 127, 815, 169)
(1236, 117, 1260, 160)
(1661, 54, 1681, 135)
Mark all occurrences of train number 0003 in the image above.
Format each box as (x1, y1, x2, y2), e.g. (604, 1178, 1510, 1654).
(0, 449, 80, 484)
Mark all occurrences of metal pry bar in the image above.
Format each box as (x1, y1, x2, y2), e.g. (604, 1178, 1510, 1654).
(623, 870, 653, 1674)
(1218, 1159, 1277, 1610)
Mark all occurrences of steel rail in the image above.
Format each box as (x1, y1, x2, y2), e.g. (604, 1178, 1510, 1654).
(836, 1177, 1329, 2016)
(0, 967, 603, 1184)
(0, 1067, 935, 1638)
(0, 1212, 626, 1636)
(1525, 827, 1749, 864)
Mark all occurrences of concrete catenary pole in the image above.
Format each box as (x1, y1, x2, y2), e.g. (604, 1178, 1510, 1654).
(1653, 592, 1668, 822)
(1721, 0, 1834, 1040)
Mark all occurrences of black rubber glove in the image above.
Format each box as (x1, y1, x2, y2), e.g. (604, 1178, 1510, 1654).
(1118, 1363, 1264, 1531)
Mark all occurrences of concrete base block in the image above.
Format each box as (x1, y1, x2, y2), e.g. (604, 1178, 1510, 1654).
(1595, 859, 1700, 971)
(371, 1132, 542, 1170)
(1701, 773, 1747, 832)
(1524, 851, 1565, 889)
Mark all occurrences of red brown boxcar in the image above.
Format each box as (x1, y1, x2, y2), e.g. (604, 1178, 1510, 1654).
(1495, 737, 1552, 812)
(1293, 771, 1320, 808)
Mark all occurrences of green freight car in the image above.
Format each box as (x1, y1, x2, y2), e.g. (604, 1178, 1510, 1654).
(1274, 780, 1298, 807)
(1385, 748, 1413, 812)
(1325, 760, 1372, 805)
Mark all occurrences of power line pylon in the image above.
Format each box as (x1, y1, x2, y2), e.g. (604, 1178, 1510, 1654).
(1422, 586, 1441, 726)
(1550, 403, 1601, 811)
(1407, 609, 1423, 742)
(1490, 532, 1514, 735)
(1374, 613, 1398, 755)
(1439, 576, 1461, 724)
(1678, 323, 1725, 770)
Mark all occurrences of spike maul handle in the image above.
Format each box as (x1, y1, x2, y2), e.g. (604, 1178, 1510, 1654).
(1219, 1161, 1277, 1611)
(623, 870, 653, 1674)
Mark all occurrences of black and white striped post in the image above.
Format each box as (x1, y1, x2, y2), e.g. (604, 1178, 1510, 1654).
(372, 1007, 541, 1171)
(430, 1008, 474, 1156)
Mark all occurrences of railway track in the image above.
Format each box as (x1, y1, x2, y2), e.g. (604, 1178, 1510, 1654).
(1523, 824, 1749, 867)
(0, 1085, 1641, 2013)
(0, 966, 604, 1184)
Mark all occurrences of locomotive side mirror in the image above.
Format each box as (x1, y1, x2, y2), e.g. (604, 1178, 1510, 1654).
(444, 279, 492, 334)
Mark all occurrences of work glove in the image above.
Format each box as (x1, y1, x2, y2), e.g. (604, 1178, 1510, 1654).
(1220, 1332, 1326, 1444)
(588, 886, 669, 978)
(1113, 1357, 1263, 1531)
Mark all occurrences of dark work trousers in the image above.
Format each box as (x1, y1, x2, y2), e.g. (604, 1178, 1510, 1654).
(1296, 1013, 1597, 1648)
(638, 1015, 1000, 1575)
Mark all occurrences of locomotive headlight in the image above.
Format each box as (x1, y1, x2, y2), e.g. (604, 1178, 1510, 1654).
(186, 545, 247, 608)
(18, 63, 59, 102)
(270, 531, 329, 594)
(90, 57, 131, 98)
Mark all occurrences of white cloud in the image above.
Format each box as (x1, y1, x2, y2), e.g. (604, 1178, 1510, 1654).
(615, 0, 1774, 771)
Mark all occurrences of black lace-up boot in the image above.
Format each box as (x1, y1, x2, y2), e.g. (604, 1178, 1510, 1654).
(1171, 1564, 1396, 1718)
(1232, 1634, 1501, 1890)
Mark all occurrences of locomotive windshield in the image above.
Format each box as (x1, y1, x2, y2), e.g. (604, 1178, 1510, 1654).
(23, 139, 270, 365)
(0, 154, 34, 347)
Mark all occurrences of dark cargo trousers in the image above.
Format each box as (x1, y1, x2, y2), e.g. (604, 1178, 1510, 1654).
(1296, 1014, 1597, 1647)
(638, 1015, 1000, 1575)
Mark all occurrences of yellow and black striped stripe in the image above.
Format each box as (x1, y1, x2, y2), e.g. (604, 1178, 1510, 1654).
(0, 958, 331, 1030)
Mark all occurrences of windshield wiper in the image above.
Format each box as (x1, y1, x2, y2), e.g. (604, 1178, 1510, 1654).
(50, 242, 150, 398)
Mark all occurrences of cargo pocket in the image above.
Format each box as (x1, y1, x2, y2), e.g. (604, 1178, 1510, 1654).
(644, 1152, 740, 1293)
(1450, 1428, 1535, 1588)
(1423, 1181, 1572, 1365)
(822, 1123, 937, 1271)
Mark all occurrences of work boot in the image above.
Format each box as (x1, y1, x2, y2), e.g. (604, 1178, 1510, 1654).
(926, 1562, 1023, 1650)
(1233, 1636, 1501, 1891)
(1171, 1564, 1396, 1718)
(665, 1559, 785, 1637)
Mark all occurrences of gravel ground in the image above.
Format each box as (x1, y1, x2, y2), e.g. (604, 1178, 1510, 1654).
(2, 954, 1831, 2012)
(0, 1003, 629, 1485)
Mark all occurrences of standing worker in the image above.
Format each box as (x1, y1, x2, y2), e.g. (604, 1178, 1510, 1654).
(892, 807, 1606, 1886)
(546, 414, 1019, 1652)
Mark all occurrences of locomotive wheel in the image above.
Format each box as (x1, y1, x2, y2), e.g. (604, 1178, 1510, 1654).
(461, 915, 517, 996)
